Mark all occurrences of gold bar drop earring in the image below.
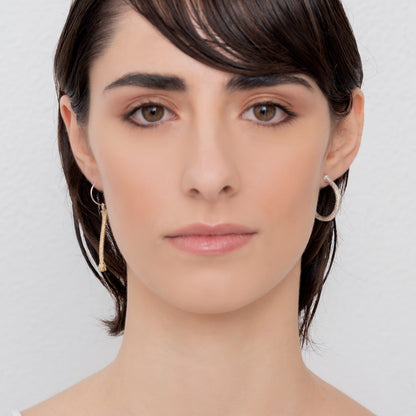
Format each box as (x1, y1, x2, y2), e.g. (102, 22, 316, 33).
(90, 184, 108, 272)
(97, 203, 108, 272)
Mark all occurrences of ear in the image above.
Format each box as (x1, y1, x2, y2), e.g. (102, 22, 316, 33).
(321, 88, 365, 186)
(59, 95, 103, 190)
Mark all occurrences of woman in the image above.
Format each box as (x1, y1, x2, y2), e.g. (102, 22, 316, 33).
(13, 0, 375, 415)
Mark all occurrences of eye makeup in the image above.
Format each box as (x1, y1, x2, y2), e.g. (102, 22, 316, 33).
(122, 99, 297, 129)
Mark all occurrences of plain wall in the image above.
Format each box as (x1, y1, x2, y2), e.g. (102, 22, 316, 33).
(1, 1, 415, 414)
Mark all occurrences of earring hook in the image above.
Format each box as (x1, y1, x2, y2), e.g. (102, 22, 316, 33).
(90, 184, 102, 207)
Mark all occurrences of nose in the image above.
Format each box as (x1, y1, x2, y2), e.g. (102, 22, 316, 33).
(180, 120, 240, 203)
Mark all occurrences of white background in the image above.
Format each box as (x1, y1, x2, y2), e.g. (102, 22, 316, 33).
(0, 1, 415, 414)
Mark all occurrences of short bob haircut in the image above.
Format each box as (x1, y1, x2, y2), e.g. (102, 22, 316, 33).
(54, 0, 363, 349)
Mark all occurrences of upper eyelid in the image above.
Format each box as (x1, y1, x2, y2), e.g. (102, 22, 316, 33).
(127, 101, 174, 117)
(239, 93, 295, 114)
(243, 101, 291, 114)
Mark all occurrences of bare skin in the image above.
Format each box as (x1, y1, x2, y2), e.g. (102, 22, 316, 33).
(22, 9, 375, 416)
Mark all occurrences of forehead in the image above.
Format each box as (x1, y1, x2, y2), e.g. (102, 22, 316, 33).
(90, 10, 200, 84)
(89, 8, 318, 95)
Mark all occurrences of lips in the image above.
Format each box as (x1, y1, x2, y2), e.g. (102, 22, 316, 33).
(164, 222, 257, 238)
(164, 223, 257, 255)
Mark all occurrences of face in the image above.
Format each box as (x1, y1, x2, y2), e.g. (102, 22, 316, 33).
(64, 9, 358, 314)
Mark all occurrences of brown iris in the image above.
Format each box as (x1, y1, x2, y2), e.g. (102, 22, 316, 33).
(253, 104, 276, 122)
(141, 105, 165, 122)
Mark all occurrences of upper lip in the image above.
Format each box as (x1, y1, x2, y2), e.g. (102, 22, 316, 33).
(165, 222, 257, 237)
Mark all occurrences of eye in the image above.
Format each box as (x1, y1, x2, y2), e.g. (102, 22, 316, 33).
(242, 102, 290, 126)
(127, 102, 176, 127)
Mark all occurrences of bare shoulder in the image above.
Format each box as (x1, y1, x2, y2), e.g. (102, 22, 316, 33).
(20, 365, 113, 416)
(310, 372, 377, 416)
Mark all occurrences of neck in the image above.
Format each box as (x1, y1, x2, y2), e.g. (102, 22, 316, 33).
(104, 261, 316, 415)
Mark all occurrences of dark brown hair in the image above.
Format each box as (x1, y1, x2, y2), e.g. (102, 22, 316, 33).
(54, 0, 363, 349)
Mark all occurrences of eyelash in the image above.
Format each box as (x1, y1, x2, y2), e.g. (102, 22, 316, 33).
(242, 101, 296, 128)
(123, 101, 176, 129)
(123, 100, 296, 129)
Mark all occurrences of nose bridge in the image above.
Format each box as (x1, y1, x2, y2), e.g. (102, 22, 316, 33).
(180, 92, 240, 202)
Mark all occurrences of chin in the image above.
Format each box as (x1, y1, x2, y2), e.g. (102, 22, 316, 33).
(143, 267, 282, 316)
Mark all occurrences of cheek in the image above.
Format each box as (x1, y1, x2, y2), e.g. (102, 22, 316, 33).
(92, 132, 172, 266)
(255, 132, 328, 256)
(269, 149, 321, 220)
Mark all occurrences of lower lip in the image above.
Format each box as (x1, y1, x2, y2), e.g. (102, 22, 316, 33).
(165, 233, 255, 255)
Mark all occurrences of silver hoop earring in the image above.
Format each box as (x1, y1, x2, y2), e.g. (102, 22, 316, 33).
(90, 184, 108, 272)
(315, 175, 341, 222)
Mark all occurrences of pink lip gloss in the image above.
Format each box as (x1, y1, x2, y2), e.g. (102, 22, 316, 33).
(166, 233, 255, 255)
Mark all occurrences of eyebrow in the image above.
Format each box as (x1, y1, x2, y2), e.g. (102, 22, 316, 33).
(104, 73, 186, 92)
(103, 72, 313, 93)
(226, 73, 313, 91)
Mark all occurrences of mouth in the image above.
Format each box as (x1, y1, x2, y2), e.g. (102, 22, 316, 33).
(164, 223, 257, 255)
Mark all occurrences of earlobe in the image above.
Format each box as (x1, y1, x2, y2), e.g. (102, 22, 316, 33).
(59, 95, 103, 190)
(322, 88, 365, 185)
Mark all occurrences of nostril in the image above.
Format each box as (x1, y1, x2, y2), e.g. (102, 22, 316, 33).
(190, 188, 200, 196)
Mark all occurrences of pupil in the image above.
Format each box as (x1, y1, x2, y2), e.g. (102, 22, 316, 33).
(143, 105, 164, 122)
(254, 105, 276, 122)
